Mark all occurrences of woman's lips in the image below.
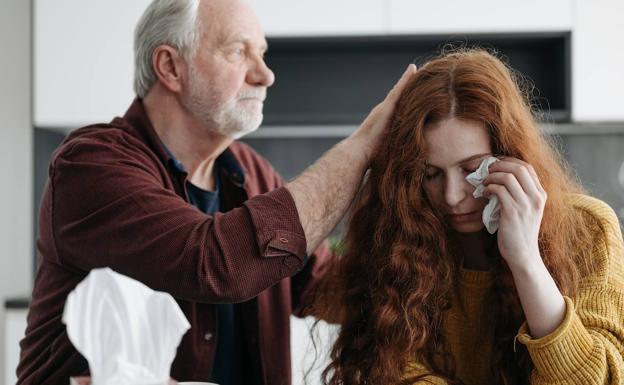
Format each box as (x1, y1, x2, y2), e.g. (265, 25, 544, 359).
(447, 211, 480, 223)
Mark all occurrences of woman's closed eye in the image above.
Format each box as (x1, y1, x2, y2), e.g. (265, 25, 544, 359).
(424, 170, 442, 181)
(424, 166, 476, 181)
(461, 167, 477, 175)
(460, 159, 486, 175)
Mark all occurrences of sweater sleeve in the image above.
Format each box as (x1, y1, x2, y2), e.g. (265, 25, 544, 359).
(516, 197, 624, 384)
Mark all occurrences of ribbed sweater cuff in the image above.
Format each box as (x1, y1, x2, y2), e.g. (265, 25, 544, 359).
(517, 296, 598, 381)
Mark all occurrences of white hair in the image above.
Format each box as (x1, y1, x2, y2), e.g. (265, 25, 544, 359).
(133, 0, 202, 98)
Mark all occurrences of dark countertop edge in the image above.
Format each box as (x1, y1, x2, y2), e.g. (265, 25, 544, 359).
(5, 298, 30, 310)
(40, 121, 624, 138)
(541, 122, 624, 135)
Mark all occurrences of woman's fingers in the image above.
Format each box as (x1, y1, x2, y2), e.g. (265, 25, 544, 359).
(483, 182, 516, 215)
(485, 171, 527, 207)
(489, 159, 545, 201)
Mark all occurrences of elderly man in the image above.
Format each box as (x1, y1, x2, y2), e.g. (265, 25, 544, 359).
(17, 0, 415, 384)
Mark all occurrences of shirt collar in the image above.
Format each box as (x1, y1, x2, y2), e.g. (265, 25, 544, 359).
(163, 143, 246, 188)
(119, 98, 246, 188)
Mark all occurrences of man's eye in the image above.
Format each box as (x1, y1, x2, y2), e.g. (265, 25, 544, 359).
(227, 47, 245, 59)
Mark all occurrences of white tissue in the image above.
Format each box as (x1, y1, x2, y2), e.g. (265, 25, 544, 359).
(62, 268, 191, 385)
(465, 156, 500, 234)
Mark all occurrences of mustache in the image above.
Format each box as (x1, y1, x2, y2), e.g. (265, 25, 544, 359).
(238, 89, 266, 101)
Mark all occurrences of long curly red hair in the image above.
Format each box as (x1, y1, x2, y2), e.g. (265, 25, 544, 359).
(313, 48, 597, 385)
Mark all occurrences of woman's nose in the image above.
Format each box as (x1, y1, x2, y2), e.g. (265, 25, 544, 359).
(444, 174, 469, 207)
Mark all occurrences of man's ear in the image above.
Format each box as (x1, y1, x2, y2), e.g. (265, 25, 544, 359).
(152, 45, 187, 94)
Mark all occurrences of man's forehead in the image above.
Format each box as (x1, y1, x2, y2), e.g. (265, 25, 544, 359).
(217, 30, 269, 49)
(198, 0, 266, 45)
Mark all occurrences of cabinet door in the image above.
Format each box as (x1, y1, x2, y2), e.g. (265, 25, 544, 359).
(248, 0, 386, 36)
(389, 0, 572, 33)
(572, 0, 624, 121)
(34, 0, 152, 128)
(5, 309, 28, 385)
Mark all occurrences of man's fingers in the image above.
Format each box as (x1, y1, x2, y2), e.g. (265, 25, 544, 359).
(385, 63, 417, 103)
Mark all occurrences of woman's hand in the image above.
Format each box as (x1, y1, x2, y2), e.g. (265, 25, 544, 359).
(483, 157, 547, 271)
(483, 157, 567, 339)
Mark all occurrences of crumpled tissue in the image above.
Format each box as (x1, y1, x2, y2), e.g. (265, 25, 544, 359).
(62, 267, 191, 385)
(465, 156, 500, 234)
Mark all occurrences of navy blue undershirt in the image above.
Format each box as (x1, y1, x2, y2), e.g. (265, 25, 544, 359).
(165, 147, 248, 385)
(186, 177, 247, 385)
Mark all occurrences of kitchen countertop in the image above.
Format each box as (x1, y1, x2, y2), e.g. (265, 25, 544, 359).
(246, 122, 624, 138)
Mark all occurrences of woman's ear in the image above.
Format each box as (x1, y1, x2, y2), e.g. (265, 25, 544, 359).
(151, 45, 187, 94)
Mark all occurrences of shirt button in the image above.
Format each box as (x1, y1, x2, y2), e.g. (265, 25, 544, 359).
(204, 332, 213, 341)
(279, 237, 289, 244)
(284, 256, 299, 268)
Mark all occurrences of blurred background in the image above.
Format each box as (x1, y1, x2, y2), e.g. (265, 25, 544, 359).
(2, 0, 624, 384)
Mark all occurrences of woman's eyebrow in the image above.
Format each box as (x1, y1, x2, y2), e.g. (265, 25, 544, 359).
(455, 153, 492, 166)
(426, 153, 492, 169)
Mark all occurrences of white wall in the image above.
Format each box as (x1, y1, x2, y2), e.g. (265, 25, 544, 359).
(0, 0, 33, 383)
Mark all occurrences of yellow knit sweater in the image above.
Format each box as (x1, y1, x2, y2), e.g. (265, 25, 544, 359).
(405, 195, 624, 384)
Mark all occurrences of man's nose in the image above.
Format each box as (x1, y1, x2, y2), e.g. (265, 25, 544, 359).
(444, 174, 468, 207)
(247, 55, 275, 88)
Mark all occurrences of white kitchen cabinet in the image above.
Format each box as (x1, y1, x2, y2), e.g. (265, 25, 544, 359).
(34, 0, 151, 128)
(248, 0, 386, 36)
(34, 0, 386, 128)
(388, 0, 573, 33)
(572, 0, 624, 121)
(4, 307, 27, 385)
(34, 0, 624, 127)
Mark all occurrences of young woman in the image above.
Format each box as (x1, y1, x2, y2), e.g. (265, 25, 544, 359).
(316, 49, 624, 385)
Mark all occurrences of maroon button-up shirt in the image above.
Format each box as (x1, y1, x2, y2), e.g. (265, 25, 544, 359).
(17, 99, 331, 385)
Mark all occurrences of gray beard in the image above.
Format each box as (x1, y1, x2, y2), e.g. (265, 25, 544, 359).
(183, 67, 263, 139)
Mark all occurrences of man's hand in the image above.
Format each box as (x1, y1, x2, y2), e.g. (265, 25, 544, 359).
(351, 64, 417, 163)
(287, 64, 417, 255)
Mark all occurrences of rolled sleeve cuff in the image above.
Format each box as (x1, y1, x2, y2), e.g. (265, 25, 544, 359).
(245, 186, 307, 263)
(516, 296, 596, 381)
